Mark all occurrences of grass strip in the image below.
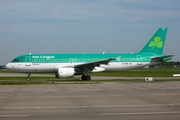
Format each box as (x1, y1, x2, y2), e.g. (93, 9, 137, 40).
(0, 78, 180, 85)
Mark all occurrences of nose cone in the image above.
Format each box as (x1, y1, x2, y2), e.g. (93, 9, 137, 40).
(6, 63, 18, 72)
(6, 63, 11, 70)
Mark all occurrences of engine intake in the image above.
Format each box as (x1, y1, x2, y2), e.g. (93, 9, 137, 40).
(55, 68, 75, 78)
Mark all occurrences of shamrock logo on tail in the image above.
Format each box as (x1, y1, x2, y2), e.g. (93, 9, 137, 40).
(149, 37, 163, 49)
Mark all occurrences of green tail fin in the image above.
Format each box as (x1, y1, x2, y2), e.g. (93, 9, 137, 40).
(139, 28, 168, 54)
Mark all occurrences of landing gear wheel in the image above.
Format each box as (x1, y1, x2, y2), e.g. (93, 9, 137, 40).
(86, 76, 91, 80)
(81, 75, 91, 81)
(26, 78, 31, 81)
(81, 76, 86, 80)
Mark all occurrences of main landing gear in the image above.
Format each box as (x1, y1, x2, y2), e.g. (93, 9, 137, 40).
(26, 73, 31, 81)
(81, 75, 91, 80)
(26, 73, 91, 81)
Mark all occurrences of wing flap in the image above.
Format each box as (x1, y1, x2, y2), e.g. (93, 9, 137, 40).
(74, 57, 119, 72)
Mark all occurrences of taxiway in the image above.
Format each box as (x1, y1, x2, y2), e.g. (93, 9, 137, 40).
(0, 82, 180, 120)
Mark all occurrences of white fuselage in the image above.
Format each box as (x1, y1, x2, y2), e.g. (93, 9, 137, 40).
(6, 61, 151, 73)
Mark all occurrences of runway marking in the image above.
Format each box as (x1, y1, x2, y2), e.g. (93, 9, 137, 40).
(0, 103, 180, 109)
(100, 111, 180, 116)
(87, 103, 180, 108)
(0, 115, 30, 117)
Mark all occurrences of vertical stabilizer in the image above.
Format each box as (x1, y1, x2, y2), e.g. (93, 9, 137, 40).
(139, 28, 168, 54)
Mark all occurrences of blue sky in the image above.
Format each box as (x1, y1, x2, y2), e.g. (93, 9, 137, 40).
(0, 0, 180, 64)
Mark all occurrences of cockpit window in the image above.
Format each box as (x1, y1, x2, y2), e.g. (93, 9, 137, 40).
(12, 59, 20, 62)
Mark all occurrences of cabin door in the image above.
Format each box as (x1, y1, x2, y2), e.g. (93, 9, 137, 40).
(25, 56, 31, 66)
(137, 55, 142, 65)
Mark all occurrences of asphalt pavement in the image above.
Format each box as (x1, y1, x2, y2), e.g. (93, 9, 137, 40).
(0, 82, 180, 120)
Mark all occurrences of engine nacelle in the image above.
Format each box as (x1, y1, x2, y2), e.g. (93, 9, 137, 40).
(55, 68, 75, 78)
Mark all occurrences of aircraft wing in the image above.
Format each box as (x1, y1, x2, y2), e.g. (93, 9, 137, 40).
(151, 55, 174, 62)
(74, 58, 118, 72)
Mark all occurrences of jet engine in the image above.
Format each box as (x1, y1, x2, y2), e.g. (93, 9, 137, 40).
(55, 68, 75, 78)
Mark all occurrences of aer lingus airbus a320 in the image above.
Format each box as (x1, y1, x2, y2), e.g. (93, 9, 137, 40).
(6, 28, 174, 81)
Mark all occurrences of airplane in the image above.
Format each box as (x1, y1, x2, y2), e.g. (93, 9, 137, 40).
(6, 28, 174, 81)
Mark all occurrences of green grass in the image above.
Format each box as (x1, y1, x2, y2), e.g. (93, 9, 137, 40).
(91, 68, 180, 77)
(1, 68, 180, 77)
(0, 79, 180, 85)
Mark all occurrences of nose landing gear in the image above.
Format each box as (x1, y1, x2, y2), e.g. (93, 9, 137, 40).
(26, 73, 31, 81)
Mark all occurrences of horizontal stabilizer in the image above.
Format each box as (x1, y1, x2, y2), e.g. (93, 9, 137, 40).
(151, 55, 174, 62)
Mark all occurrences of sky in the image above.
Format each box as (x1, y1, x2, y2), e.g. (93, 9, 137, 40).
(0, 0, 180, 65)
